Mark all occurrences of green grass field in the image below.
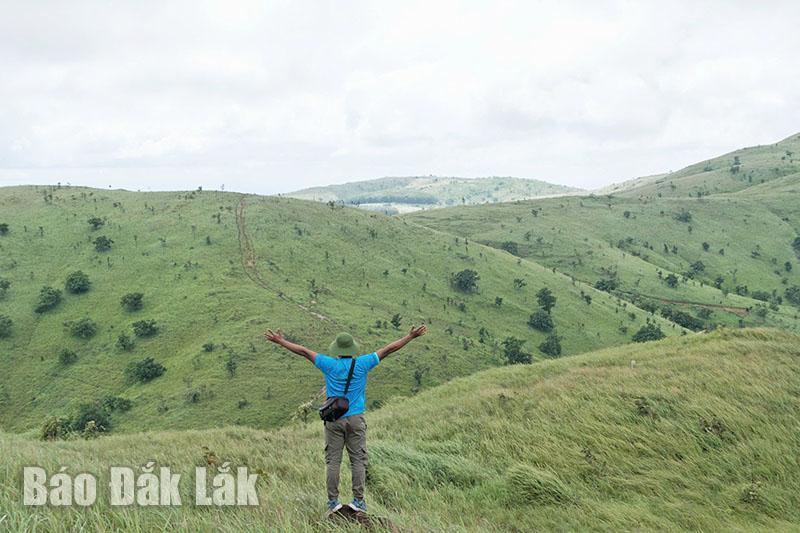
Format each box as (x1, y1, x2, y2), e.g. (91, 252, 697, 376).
(2, 328, 798, 531)
(0, 185, 676, 435)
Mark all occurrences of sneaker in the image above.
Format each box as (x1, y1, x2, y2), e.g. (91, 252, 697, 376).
(326, 500, 342, 516)
(348, 498, 367, 512)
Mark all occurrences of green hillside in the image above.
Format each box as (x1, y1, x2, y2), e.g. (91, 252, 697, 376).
(288, 176, 580, 213)
(600, 132, 800, 198)
(0, 185, 675, 435)
(409, 135, 800, 335)
(2, 328, 799, 531)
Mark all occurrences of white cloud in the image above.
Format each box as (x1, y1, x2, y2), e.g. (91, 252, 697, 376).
(0, 0, 798, 193)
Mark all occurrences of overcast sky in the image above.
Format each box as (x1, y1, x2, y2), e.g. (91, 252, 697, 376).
(1, 1, 798, 194)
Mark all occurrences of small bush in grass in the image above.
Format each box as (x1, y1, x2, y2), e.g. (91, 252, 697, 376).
(502, 337, 531, 365)
(71, 403, 111, 434)
(536, 287, 557, 313)
(0, 222, 8, 235)
(202, 342, 214, 352)
(87, 216, 105, 230)
(93, 235, 113, 252)
(100, 395, 132, 412)
(66, 317, 97, 339)
(504, 464, 572, 505)
(125, 357, 166, 383)
(633, 322, 666, 342)
(116, 333, 134, 351)
(132, 319, 158, 337)
(58, 348, 78, 365)
(450, 269, 480, 293)
(538, 333, 562, 357)
(120, 292, 144, 311)
(41, 416, 73, 440)
(528, 310, 554, 332)
(0, 315, 12, 338)
(0, 278, 11, 298)
(65, 270, 91, 294)
(34, 286, 62, 313)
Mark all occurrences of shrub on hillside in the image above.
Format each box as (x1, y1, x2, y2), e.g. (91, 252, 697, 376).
(116, 333, 135, 351)
(66, 317, 97, 339)
(0, 278, 11, 298)
(120, 292, 144, 311)
(93, 235, 113, 252)
(632, 322, 666, 342)
(100, 395, 132, 412)
(58, 348, 78, 365)
(390, 313, 402, 329)
(527, 310, 554, 332)
(501, 241, 519, 255)
(34, 286, 62, 313)
(536, 287, 557, 314)
(40, 416, 73, 440)
(71, 403, 111, 434)
(785, 286, 800, 307)
(132, 319, 158, 337)
(673, 210, 692, 223)
(594, 277, 618, 292)
(125, 357, 166, 383)
(792, 236, 800, 257)
(664, 273, 679, 288)
(0, 315, 12, 338)
(538, 333, 562, 357)
(65, 270, 91, 294)
(502, 337, 531, 365)
(450, 269, 480, 293)
(0, 222, 8, 235)
(87, 216, 105, 230)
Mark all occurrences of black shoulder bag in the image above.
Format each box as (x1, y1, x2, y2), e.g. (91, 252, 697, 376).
(319, 357, 356, 422)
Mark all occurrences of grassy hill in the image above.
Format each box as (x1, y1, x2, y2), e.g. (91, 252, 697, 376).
(409, 135, 800, 335)
(0, 185, 675, 435)
(600, 132, 800, 198)
(2, 328, 799, 531)
(288, 176, 580, 213)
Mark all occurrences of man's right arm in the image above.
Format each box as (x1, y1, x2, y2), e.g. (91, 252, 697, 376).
(376, 325, 427, 360)
(263, 329, 317, 363)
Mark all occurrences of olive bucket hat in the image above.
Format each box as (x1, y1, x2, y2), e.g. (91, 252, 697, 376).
(328, 332, 360, 358)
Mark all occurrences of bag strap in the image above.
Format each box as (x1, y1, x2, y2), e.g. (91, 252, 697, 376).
(343, 357, 357, 395)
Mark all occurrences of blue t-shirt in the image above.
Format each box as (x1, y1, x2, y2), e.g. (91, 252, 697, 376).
(315, 352, 380, 418)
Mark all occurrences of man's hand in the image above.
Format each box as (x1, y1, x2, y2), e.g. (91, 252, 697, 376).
(264, 329, 285, 344)
(409, 325, 427, 338)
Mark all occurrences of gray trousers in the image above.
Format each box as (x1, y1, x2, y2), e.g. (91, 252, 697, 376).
(324, 413, 368, 501)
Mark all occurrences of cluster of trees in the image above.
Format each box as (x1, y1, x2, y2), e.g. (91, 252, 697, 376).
(632, 321, 665, 342)
(41, 395, 132, 440)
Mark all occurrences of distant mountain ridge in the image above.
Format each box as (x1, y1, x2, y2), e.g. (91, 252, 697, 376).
(288, 176, 581, 213)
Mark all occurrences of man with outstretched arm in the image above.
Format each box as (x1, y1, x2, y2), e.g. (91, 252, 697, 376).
(264, 324, 427, 515)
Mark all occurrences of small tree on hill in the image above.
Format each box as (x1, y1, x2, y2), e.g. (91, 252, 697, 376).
(71, 403, 111, 434)
(793, 237, 800, 257)
(34, 286, 62, 313)
(501, 241, 519, 255)
(66, 318, 97, 339)
(0, 223, 8, 235)
(87, 217, 105, 230)
(65, 271, 91, 294)
(132, 319, 158, 337)
(116, 333, 135, 351)
(0, 315, 12, 338)
(632, 322, 665, 343)
(125, 357, 166, 383)
(664, 273, 679, 288)
(93, 235, 113, 252)
(538, 334, 562, 357)
(58, 348, 78, 365)
(120, 292, 144, 311)
(528, 310, 554, 332)
(0, 278, 10, 298)
(390, 313, 402, 329)
(451, 269, 479, 293)
(673, 210, 692, 223)
(502, 337, 531, 365)
(785, 286, 800, 307)
(536, 287, 557, 314)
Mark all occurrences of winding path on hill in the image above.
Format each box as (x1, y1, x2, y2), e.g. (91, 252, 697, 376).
(617, 290, 750, 316)
(235, 196, 333, 324)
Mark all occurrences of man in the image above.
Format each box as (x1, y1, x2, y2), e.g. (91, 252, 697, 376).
(264, 324, 427, 515)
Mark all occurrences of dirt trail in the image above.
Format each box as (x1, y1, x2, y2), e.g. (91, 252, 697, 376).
(617, 290, 750, 317)
(236, 197, 334, 323)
